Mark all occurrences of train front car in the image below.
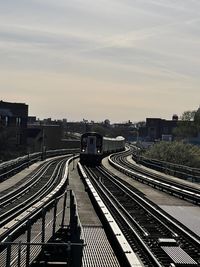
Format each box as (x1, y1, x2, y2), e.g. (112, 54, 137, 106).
(80, 132, 103, 165)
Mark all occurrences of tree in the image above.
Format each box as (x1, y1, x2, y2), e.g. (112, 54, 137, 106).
(173, 109, 198, 139)
(135, 121, 146, 128)
(180, 110, 196, 121)
(194, 107, 200, 131)
(173, 121, 197, 139)
(91, 124, 113, 137)
(143, 141, 200, 168)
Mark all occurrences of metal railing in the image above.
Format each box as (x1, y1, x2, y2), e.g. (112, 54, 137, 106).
(0, 148, 79, 182)
(132, 152, 200, 183)
(1, 190, 84, 267)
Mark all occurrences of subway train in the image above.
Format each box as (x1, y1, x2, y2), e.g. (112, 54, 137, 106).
(80, 132, 125, 165)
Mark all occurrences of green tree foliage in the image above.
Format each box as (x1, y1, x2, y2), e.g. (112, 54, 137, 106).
(173, 121, 197, 139)
(91, 124, 112, 137)
(135, 121, 146, 128)
(194, 107, 200, 131)
(173, 108, 199, 139)
(143, 141, 200, 168)
(180, 110, 196, 121)
(90, 124, 130, 138)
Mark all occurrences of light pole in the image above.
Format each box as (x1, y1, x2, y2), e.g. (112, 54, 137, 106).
(72, 153, 75, 170)
(41, 128, 46, 161)
(136, 129, 139, 144)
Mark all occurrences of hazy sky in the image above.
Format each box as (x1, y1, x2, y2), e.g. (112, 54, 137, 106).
(0, 0, 200, 122)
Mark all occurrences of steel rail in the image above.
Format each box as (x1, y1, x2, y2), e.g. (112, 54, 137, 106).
(0, 158, 67, 228)
(0, 155, 41, 182)
(115, 147, 200, 193)
(0, 157, 60, 205)
(110, 150, 200, 205)
(100, 165, 200, 243)
(0, 156, 72, 241)
(119, 152, 200, 195)
(0, 156, 78, 267)
(87, 165, 200, 266)
(0, 149, 79, 182)
(83, 166, 162, 266)
(78, 163, 146, 267)
(97, 166, 178, 237)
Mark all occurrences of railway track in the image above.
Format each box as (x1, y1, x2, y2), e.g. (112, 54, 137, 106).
(0, 155, 71, 242)
(0, 149, 80, 183)
(0, 154, 77, 267)
(82, 164, 200, 267)
(110, 148, 200, 205)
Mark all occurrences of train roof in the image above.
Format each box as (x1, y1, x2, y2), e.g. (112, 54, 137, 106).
(81, 132, 125, 141)
(116, 136, 125, 140)
(103, 136, 125, 141)
(81, 132, 103, 138)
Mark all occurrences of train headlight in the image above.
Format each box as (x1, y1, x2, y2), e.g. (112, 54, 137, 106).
(97, 150, 100, 153)
(82, 149, 85, 152)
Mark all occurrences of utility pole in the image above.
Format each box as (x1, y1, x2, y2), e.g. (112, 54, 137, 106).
(72, 154, 75, 170)
(41, 128, 46, 161)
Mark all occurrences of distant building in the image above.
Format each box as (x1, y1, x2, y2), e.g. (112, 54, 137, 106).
(139, 115, 178, 142)
(27, 124, 63, 152)
(162, 134, 173, 142)
(27, 124, 80, 152)
(65, 121, 91, 133)
(0, 100, 28, 146)
(28, 116, 37, 124)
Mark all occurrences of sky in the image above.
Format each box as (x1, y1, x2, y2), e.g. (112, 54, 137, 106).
(0, 0, 200, 123)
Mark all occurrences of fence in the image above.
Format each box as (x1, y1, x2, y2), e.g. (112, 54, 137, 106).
(1, 190, 84, 267)
(132, 152, 200, 183)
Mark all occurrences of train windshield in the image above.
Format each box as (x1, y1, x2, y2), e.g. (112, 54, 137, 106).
(96, 137, 102, 151)
(82, 137, 87, 146)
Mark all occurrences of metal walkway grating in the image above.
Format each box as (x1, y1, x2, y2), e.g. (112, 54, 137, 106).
(82, 225, 121, 267)
(162, 246, 197, 265)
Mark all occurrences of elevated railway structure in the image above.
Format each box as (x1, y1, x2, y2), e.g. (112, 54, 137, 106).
(0, 155, 71, 235)
(0, 148, 80, 183)
(132, 146, 200, 183)
(0, 154, 84, 267)
(0, 152, 121, 267)
(78, 162, 200, 266)
(2, 144, 200, 266)
(109, 148, 200, 205)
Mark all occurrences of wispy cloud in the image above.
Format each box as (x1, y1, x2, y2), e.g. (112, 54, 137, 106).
(0, 0, 200, 121)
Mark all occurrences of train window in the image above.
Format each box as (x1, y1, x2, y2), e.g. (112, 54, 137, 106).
(89, 138, 94, 144)
(96, 138, 102, 148)
(82, 137, 87, 146)
(83, 138, 86, 143)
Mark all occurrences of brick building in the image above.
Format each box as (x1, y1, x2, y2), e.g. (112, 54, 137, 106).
(0, 100, 28, 146)
(139, 115, 178, 141)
